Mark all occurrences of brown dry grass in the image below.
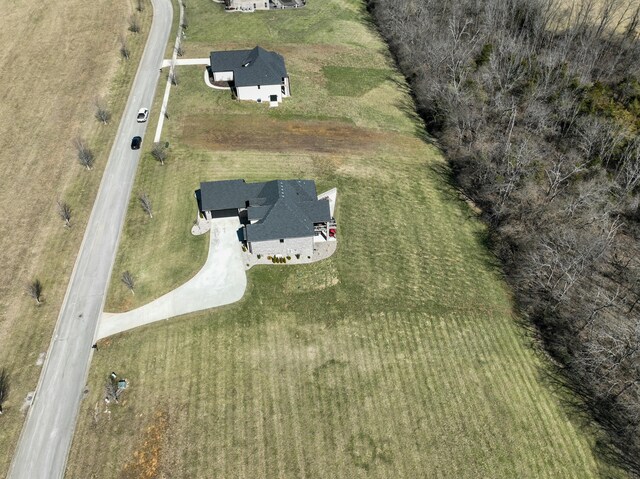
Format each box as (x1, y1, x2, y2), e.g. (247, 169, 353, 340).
(553, 0, 639, 33)
(183, 114, 409, 153)
(121, 409, 170, 479)
(0, 0, 151, 475)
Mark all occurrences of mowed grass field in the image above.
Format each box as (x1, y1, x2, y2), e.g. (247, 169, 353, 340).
(67, 0, 620, 477)
(0, 0, 151, 475)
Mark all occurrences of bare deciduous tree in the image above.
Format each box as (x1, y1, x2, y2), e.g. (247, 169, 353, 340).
(121, 271, 135, 294)
(94, 96, 111, 124)
(128, 15, 140, 33)
(139, 192, 153, 218)
(73, 136, 95, 170)
(0, 368, 9, 415)
(104, 376, 119, 403)
(119, 35, 130, 60)
(170, 68, 179, 86)
(615, 138, 640, 194)
(27, 279, 43, 305)
(151, 142, 168, 165)
(57, 200, 72, 227)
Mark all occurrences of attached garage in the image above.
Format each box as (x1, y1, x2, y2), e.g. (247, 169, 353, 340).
(196, 179, 333, 257)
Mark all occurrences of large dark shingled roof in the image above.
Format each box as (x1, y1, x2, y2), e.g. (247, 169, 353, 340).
(209, 46, 288, 87)
(199, 179, 331, 242)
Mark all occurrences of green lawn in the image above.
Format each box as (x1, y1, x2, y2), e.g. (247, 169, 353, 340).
(322, 66, 390, 96)
(66, 0, 619, 477)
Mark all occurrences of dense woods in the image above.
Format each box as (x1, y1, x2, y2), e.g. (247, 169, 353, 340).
(369, 0, 640, 474)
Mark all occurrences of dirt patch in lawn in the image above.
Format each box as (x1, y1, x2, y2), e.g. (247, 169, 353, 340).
(121, 409, 170, 479)
(182, 114, 402, 154)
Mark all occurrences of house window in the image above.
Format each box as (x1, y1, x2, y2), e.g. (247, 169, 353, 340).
(279, 239, 284, 243)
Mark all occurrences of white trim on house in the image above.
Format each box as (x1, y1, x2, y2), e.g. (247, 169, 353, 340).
(283, 76, 290, 97)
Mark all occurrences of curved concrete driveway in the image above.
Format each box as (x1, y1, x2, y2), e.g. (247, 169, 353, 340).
(8, 0, 173, 477)
(97, 217, 247, 339)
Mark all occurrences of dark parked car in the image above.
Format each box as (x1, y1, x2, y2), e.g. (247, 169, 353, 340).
(131, 136, 142, 150)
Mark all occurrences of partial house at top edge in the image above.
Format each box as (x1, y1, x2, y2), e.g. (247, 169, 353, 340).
(224, 0, 305, 12)
(196, 179, 337, 258)
(208, 46, 290, 106)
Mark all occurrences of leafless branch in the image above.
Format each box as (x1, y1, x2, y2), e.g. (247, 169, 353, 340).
(27, 279, 43, 304)
(139, 192, 153, 218)
(57, 200, 72, 227)
(121, 271, 135, 294)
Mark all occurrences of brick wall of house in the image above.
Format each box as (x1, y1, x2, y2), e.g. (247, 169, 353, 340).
(249, 236, 313, 257)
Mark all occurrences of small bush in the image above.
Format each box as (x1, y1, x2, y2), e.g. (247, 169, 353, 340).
(128, 15, 140, 33)
(151, 143, 168, 165)
(120, 46, 129, 59)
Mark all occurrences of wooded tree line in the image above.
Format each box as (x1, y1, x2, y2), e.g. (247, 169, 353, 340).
(369, 0, 640, 474)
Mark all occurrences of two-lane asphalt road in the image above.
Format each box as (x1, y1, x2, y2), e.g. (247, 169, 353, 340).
(8, 0, 173, 477)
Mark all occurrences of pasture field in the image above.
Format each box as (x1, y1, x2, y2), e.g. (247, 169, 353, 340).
(0, 0, 150, 475)
(67, 0, 621, 477)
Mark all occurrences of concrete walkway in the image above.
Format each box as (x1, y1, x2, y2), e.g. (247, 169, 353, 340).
(96, 217, 247, 339)
(154, 0, 186, 142)
(161, 57, 210, 68)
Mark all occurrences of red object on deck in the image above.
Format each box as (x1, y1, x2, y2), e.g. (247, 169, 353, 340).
(329, 228, 336, 237)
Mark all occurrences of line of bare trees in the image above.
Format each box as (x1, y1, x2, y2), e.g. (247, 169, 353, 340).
(369, 0, 640, 474)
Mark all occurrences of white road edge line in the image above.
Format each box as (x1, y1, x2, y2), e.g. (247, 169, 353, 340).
(154, 0, 186, 143)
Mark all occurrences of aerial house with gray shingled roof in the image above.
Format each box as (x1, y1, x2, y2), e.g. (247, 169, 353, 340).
(209, 46, 290, 106)
(196, 179, 336, 258)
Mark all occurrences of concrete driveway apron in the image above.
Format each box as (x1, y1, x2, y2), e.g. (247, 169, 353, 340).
(97, 217, 247, 339)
